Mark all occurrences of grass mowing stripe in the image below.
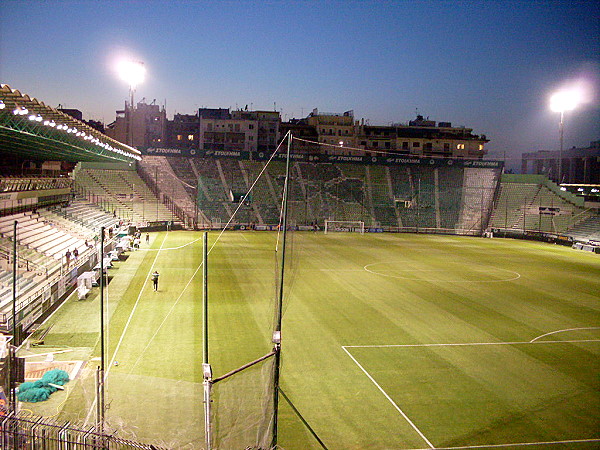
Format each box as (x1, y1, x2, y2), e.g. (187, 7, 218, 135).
(341, 346, 436, 449)
(83, 231, 168, 427)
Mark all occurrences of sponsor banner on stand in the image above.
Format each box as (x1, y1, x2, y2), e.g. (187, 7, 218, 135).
(141, 147, 503, 169)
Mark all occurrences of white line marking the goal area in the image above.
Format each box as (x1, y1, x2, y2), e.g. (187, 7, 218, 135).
(342, 336, 600, 450)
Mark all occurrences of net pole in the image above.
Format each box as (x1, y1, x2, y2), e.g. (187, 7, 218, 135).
(9, 221, 17, 413)
(202, 231, 212, 450)
(12, 221, 17, 348)
(203, 231, 209, 364)
(272, 130, 292, 448)
(98, 226, 105, 433)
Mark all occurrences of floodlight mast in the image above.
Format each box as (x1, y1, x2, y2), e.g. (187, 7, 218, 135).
(118, 60, 145, 146)
(549, 89, 580, 184)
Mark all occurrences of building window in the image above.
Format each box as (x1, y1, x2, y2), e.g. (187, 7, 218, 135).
(444, 143, 450, 151)
(235, 124, 240, 132)
(479, 144, 484, 150)
(413, 142, 420, 147)
(188, 134, 194, 141)
(249, 124, 254, 129)
(249, 136, 253, 141)
(385, 142, 390, 149)
(177, 135, 183, 141)
(402, 142, 409, 149)
(457, 144, 465, 150)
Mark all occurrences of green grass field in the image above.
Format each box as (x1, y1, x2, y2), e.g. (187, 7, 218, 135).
(19, 231, 600, 449)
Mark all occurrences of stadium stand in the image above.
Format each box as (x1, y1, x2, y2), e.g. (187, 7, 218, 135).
(566, 213, 600, 243)
(74, 162, 175, 225)
(457, 167, 500, 233)
(153, 155, 503, 234)
(489, 174, 594, 235)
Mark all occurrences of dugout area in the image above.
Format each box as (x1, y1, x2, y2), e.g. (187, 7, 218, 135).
(13, 230, 600, 449)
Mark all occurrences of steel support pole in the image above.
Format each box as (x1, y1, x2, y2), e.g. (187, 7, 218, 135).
(98, 227, 105, 433)
(272, 131, 293, 448)
(12, 221, 18, 348)
(202, 232, 212, 449)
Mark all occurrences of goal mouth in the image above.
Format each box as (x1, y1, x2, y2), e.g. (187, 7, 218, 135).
(324, 220, 365, 234)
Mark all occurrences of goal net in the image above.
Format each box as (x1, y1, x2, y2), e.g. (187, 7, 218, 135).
(324, 220, 365, 234)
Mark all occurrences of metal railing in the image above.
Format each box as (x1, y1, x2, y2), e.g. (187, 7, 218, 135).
(1, 411, 165, 449)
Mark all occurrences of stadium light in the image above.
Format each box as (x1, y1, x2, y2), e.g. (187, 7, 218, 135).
(117, 60, 146, 89)
(549, 87, 582, 184)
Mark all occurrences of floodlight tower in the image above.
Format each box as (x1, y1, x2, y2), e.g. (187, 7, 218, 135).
(549, 89, 580, 184)
(118, 60, 145, 146)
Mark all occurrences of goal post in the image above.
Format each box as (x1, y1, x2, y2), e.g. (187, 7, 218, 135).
(324, 220, 365, 234)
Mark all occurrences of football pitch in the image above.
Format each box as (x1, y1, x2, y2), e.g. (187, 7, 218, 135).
(21, 231, 600, 449)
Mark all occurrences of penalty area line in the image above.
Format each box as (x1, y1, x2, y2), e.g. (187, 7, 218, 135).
(405, 437, 600, 449)
(341, 346, 435, 449)
(344, 338, 600, 349)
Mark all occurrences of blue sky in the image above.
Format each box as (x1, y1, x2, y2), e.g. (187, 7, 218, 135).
(1, 0, 599, 168)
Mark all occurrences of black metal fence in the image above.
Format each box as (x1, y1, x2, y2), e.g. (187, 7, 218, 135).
(1, 411, 165, 449)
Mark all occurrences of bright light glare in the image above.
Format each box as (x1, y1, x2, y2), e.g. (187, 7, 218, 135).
(550, 90, 581, 112)
(117, 60, 145, 88)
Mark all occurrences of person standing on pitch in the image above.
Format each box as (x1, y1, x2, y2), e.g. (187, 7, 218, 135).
(151, 270, 159, 291)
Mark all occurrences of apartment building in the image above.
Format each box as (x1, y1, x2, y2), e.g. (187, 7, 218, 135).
(231, 110, 280, 153)
(198, 108, 258, 153)
(106, 99, 166, 148)
(306, 109, 359, 153)
(357, 115, 488, 158)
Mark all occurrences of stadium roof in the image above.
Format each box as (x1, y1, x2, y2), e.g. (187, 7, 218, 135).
(0, 84, 141, 163)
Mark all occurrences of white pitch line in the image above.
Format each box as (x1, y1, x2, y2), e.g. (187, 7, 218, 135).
(344, 339, 600, 349)
(530, 327, 600, 343)
(405, 437, 600, 449)
(363, 262, 521, 283)
(341, 346, 435, 449)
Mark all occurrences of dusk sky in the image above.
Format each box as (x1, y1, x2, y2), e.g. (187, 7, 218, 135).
(1, 0, 599, 169)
